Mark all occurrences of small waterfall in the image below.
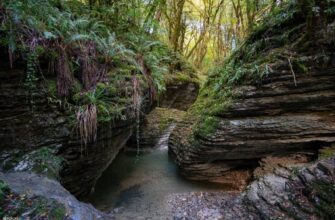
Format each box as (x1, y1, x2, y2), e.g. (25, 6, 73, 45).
(155, 123, 176, 150)
(135, 109, 141, 162)
(132, 76, 142, 162)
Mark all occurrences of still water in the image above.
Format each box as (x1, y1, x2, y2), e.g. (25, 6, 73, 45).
(88, 125, 225, 219)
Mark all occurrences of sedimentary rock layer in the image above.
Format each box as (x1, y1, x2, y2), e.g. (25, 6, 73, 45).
(169, 157, 335, 220)
(169, 69, 335, 182)
(0, 65, 133, 197)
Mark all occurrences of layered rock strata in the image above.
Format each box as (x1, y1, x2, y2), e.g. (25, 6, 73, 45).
(0, 62, 134, 197)
(169, 157, 335, 220)
(169, 69, 335, 183)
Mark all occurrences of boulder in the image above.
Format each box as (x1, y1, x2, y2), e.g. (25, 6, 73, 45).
(169, 157, 335, 220)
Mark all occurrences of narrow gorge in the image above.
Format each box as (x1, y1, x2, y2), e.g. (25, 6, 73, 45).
(0, 0, 335, 219)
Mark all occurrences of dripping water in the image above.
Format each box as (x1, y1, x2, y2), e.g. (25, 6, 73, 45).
(132, 76, 142, 163)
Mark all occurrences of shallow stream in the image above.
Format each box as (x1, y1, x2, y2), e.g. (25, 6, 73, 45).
(88, 125, 226, 219)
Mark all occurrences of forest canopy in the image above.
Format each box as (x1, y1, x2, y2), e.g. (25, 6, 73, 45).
(84, 0, 286, 70)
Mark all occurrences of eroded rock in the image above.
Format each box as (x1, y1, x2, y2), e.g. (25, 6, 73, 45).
(168, 157, 335, 220)
(169, 69, 335, 184)
(0, 172, 111, 219)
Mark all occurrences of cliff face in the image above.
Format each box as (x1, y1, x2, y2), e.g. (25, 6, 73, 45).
(169, 69, 335, 183)
(0, 49, 198, 198)
(169, 1, 335, 185)
(0, 56, 135, 197)
(126, 108, 186, 150)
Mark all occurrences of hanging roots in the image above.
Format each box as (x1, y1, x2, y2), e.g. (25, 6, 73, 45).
(56, 47, 73, 97)
(81, 42, 98, 90)
(76, 104, 97, 146)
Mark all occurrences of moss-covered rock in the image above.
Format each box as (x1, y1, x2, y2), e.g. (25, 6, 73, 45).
(319, 144, 335, 159)
(0, 179, 67, 220)
(0, 147, 63, 179)
(0, 172, 110, 219)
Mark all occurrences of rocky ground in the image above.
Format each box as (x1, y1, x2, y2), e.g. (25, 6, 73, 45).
(168, 156, 335, 220)
(0, 172, 111, 220)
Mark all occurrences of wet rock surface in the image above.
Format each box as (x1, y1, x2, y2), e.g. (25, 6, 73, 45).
(168, 157, 335, 220)
(0, 171, 111, 220)
(127, 107, 186, 150)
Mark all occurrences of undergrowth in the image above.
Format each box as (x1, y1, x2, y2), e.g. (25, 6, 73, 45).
(189, 0, 335, 138)
(0, 0, 197, 145)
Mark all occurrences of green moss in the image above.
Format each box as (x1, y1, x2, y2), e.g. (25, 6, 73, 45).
(164, 71, 200, 86)
(1, 147, 63, 180)
(159, 117, 175, 132)
(309, 180, 335, 219)
(318, 145, 335, 159)
(183, 0, 335, 140)
(49, 204, 67, 220)
(194, 116, 220, 137)
(47, 80, 58, 97)
(0, 180, 9, 206)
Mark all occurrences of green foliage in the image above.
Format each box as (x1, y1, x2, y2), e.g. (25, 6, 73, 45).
(188, 0, 335, 139)
(309, 180, 335, 219)
(318, 145, 335, 159)
(194, 116, 220, 137)
(1, 0, 196, 145)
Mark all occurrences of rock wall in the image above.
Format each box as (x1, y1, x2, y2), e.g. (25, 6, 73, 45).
(169, 68, 335, 184)
(169, 1, 335, 184)
(159, 82, 199, 111)
(0, 59, 134, 197)
(126, 108, 186, 150)
(126, 80, 198, 150)
(169, 156, 335, 220)
(60, 121, 133, 197)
